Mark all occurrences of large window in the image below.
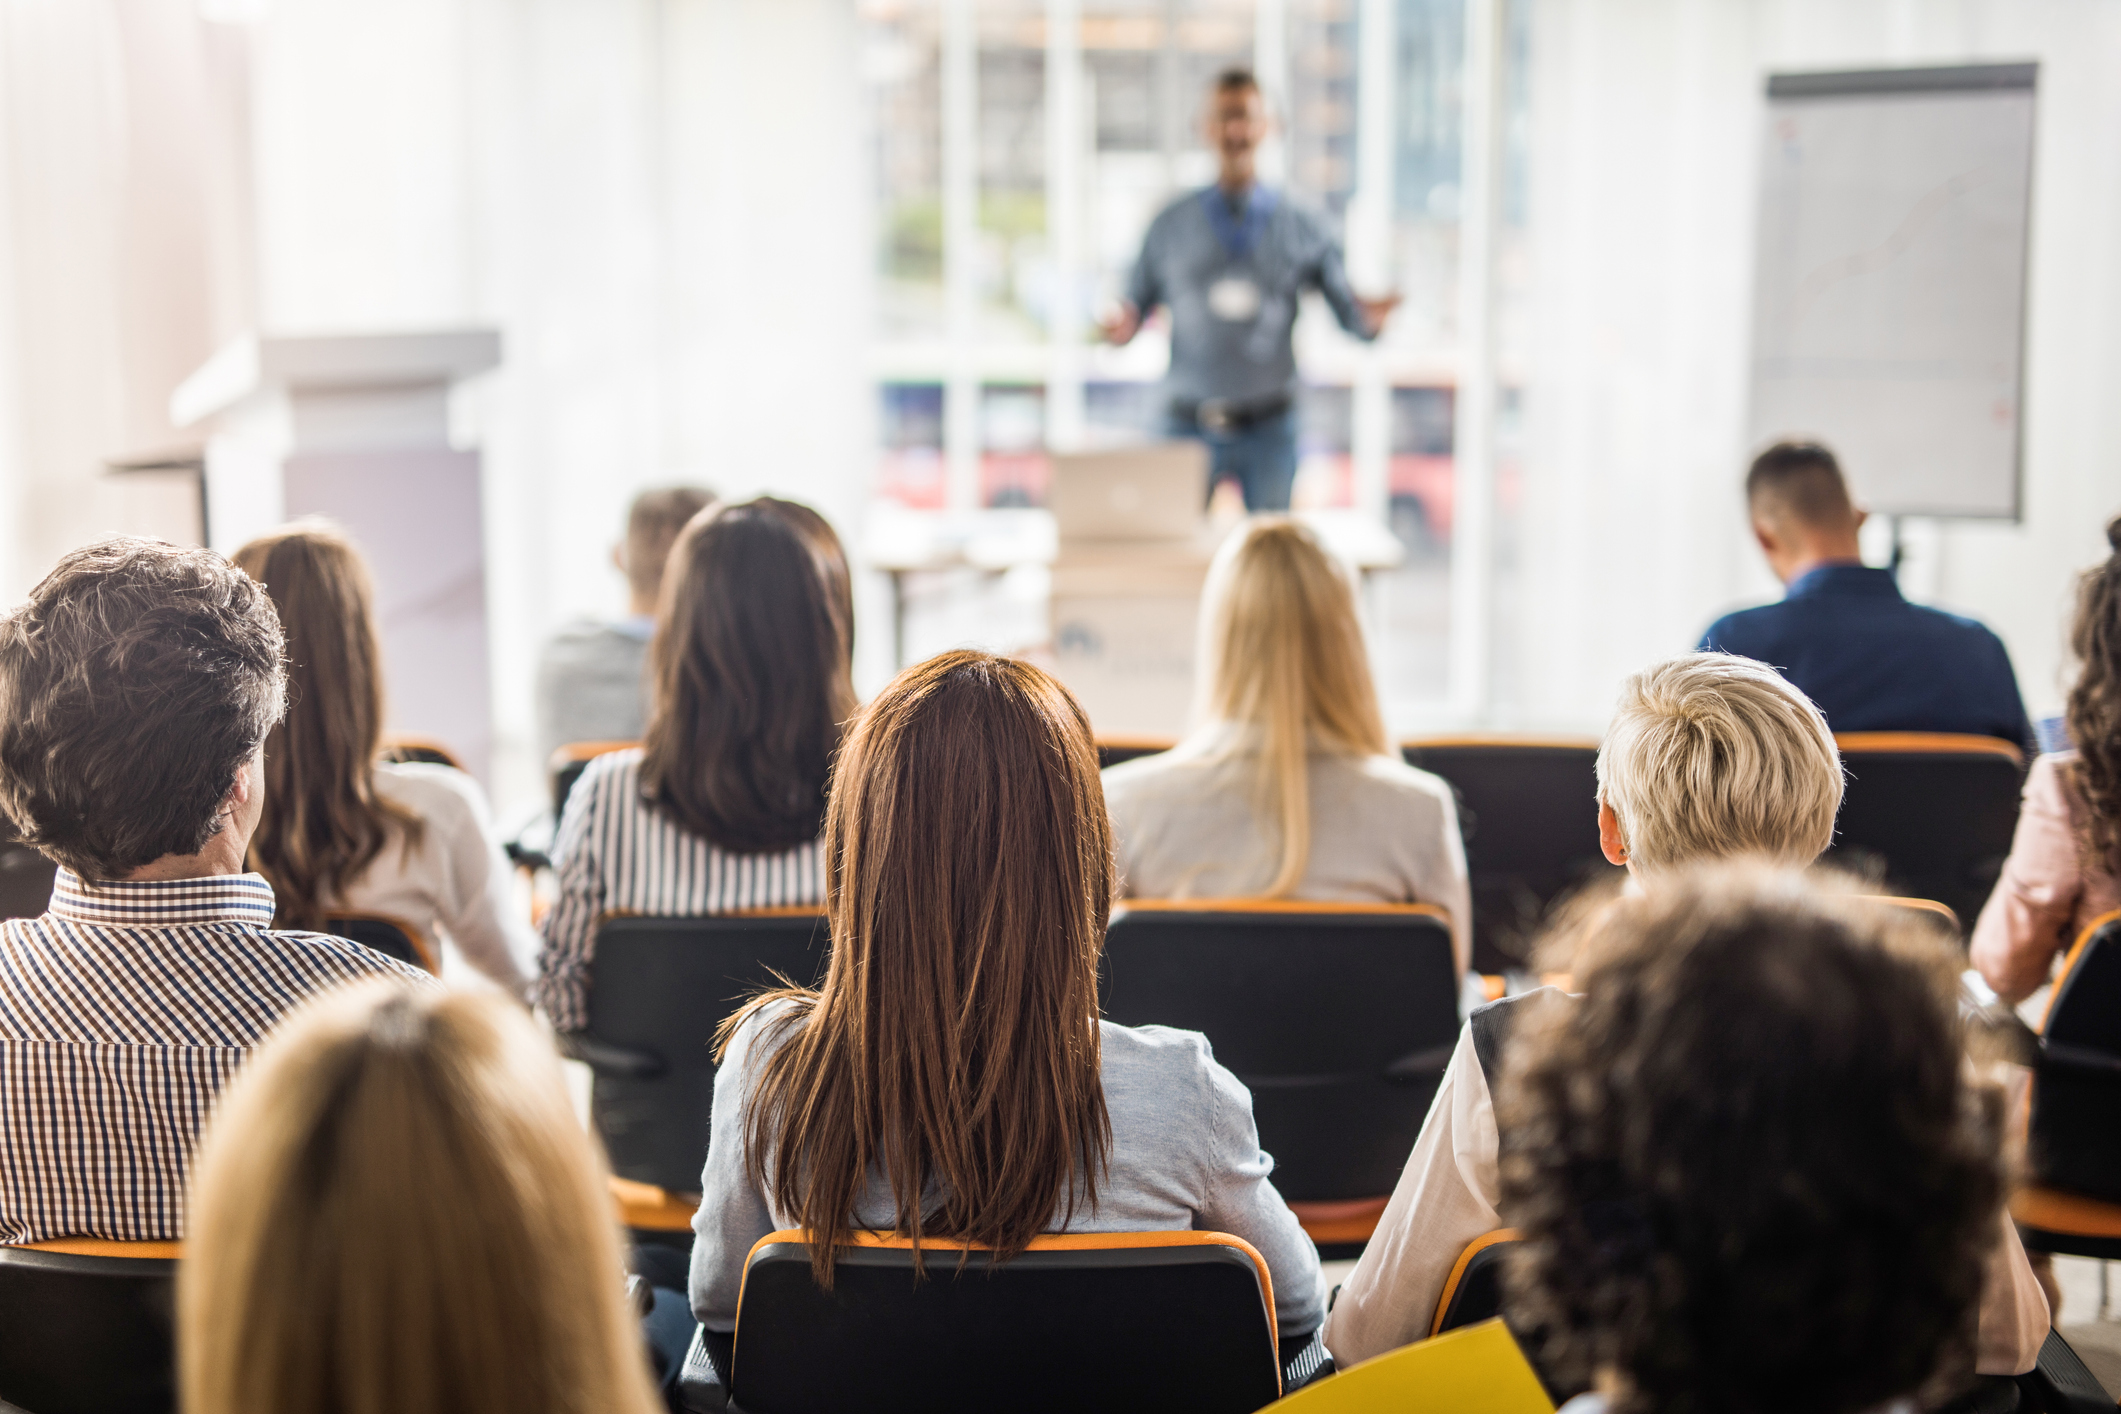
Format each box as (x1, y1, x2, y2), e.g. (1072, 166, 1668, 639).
(860, 0, 1526, 713)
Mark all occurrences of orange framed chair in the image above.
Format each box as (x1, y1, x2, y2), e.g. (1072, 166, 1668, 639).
(1829, 733, 2026, 931)
(1400, 736, 1619, 975)
(550, 739, 639, 822)
(0, 1238, 182, 1414)
(678, 1229, 1283, 1414)
(1100, 901, 1459, 1251)
(568, 911, 830, 1198)
(2014, 909, 2121, 1263)
(1095, 736, 1177, 770)
(378, 735, 465, 771)
(323, 910, 441, 975)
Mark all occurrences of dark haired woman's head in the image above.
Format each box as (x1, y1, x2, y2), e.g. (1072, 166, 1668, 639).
(720, 650, 1114, 1284)
(233, 523, 422, 929)
(1499, 865, 2004, 1414)
(2066, 514, 2121, 874)
(639, 498, 855, 852)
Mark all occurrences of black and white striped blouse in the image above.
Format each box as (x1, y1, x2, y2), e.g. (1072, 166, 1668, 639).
(0, 869, 431, 1244)
(534, 749, 824, 1032)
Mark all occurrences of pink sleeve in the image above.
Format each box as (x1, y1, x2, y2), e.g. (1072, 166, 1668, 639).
(1971, 758, 2085, 1004)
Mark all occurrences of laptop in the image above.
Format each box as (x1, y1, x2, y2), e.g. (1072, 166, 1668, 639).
(1048, 442, 1209, 543)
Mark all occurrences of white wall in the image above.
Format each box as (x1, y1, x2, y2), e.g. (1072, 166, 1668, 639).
(244, 0, 873, 818)
(1504, 0, 2121, 731)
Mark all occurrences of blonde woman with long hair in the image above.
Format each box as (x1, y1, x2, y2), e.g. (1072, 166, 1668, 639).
(180, 981, 664, 1414)
(1102, 517, 1470, 971)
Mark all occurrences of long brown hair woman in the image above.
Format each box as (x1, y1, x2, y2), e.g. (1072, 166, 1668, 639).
(1972, 514, 2121, 1002)
(534, 497, 857, 1032)
(180, 982, 663, 1414)
(685, 649, 1326, 1371)
(235, 523, 534, 994)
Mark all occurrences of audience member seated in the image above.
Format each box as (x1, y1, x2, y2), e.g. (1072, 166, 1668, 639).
(234, 523, 537, 996)
(1102, 516, 1470, 971)
(688, 650, 1326, 1365)
(1505, 867, 2012, 1413)
(0, 539, 429, 1245)
(1699, 441, 2035, 753)
(179, 981, 662, 1414)
(1973, 515, 2121, 1003)
(1321, 652, 2050, 1375)
(535, 497, 855, 1033)
(535, 484, 714, 761)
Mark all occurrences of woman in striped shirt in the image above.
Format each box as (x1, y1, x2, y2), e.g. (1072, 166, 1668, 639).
(535, 498, 856, 1033)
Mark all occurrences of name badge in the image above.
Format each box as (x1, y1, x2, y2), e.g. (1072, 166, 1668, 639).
(1207, 275, 1262, 322)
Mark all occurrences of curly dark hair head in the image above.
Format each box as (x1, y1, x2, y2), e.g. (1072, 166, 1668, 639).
(1498, 865, 2004, 1414)
(0, 538, 287, 879)
(2066, 515, 2121, 875)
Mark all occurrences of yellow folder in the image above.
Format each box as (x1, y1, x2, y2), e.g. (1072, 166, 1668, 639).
(1263, 1319, 1556, 1413)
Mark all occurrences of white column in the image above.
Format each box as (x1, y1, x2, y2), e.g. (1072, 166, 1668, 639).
(1045, 0, 1086, 452)
(941, 0, 981, 511)
(1348, 0, 1395, 519)
(1448, 0, 1505, 721)
(1253, 0, 1290, 187)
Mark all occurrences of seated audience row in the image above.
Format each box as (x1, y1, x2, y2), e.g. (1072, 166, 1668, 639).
(0, 495, 2112, 1411)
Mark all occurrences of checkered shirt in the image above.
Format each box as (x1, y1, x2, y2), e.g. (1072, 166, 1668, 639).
(0, 867, 432, 1244)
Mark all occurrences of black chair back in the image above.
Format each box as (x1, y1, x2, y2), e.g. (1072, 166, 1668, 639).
(0, 1245, 177, 1414)
(2030, 912, 2121, 1205)
(0, 840, 56, 921)
(549, 741, 638, 821)
(377, 737, 463, 770)
(1829, 734, 2025, 930)
(323, 913, 437, 974)
(726, 1233, 1280, 1414)
(1400, 738, 1620, 973)
(1100, 904, 1458, 1201)
(581, 913, 830, 1194)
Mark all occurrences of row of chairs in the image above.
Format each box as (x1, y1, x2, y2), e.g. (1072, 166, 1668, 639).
(555, 729, 2026, 975)
(2, 910, 2114, 1411)
(10, 1210, 2113, 1414)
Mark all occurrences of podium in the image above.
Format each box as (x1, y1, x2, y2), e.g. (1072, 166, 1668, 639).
(171, 330, 502, 781)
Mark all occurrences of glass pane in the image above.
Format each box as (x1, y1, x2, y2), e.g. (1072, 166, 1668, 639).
(977, 1, 1049, 340)
(879, 381, 946, 508)
(864, 1, 945, 340)
(981, 382, 1049, 505)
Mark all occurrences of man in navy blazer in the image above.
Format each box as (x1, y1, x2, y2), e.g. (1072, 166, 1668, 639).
(1698, 441, 2035, 756)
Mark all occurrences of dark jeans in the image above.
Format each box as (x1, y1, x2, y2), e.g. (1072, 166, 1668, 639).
(1165, 405, 1299, 512)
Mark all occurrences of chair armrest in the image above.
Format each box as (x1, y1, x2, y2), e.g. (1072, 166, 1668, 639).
(555, 1030, 667, 1079)
(677, 1325, 728, 1413)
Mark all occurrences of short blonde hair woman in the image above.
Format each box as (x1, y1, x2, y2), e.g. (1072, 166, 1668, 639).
(179, 982, 662, 1414)
(1595, 651, 1843, 875)
(1101, 517, 1469, 970)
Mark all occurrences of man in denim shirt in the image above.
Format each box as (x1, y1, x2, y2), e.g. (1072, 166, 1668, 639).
(1103, 69, 1398, 511)
(1699, 441, 2036, 755)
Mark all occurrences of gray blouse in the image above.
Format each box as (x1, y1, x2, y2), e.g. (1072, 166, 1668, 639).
(687, 999, 1327, 1339)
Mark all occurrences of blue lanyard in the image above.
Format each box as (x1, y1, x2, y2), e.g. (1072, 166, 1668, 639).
(1202, 184, 1276, 260)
